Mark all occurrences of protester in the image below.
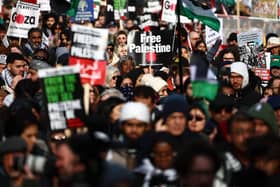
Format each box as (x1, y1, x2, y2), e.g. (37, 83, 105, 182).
(1, 1, 280, 186)
(229, 61, 261, 109)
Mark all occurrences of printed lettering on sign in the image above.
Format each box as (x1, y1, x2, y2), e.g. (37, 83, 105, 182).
(7, 1, 40, 38)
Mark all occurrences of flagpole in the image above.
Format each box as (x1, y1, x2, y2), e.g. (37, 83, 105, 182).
(177, 0, 184, 94)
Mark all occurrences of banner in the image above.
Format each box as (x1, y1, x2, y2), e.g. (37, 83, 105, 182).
(38, 66, 85, 131)
(128, 30, 174, 66)
(7, 1, 40, 38)
(238, 30, 266, 68)
(252, 0, 278, 19)
(73, 0, 94, 22)
(69, 57, 106, 85)
(70, 24, 108, 60)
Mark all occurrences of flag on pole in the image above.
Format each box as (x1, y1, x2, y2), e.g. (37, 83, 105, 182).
(190, 50, 218, 101)
(180, 0, 220, 31)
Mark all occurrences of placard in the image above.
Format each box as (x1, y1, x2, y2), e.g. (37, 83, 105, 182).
(70, 24, 108, 60)
(7, 1, 40, 38)
(38, 66, 85, 131)
(73, 0, 94, 22)
(69, 57, 106, 85)
(237, 30, 265, 68)
(128, 30, 174, 66)
(161, 0, 177, 23)
(38, 0, 51, 11)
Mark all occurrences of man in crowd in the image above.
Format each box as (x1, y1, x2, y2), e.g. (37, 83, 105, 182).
(21, 28, 48, 59)
(229, 61, 261, 109)
(1, 52, 26, 92)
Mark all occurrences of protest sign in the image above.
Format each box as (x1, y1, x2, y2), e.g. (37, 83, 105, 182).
(73, 0, 94, 22)
(161, 0, 177, 23)
(38, 0, 51, 11)
(144, 0, 162, 13)
(94, 0, 101, 19)
(106, 0, 115, 23)
(128, 30, 174, 66)
(38, 66, 85, 131)
(71, 24, 108, 60)
(205, 20, 223, 49)
(114, 0, 127, 20)
(69, 57, 106, 85)
(70, 24, 108, 86)
(7, 1, 40, 38)
(237, 30, 266, 68)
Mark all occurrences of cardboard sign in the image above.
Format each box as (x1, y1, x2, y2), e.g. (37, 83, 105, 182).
(238, 30, 266, 68)
(128, 30, 174, 66)
(38, 66, 85, 131)
(7, 1, 40, 38)
(70, 24, 108, 60)
(69, 57, 106, 85)
(73, 0, 94, 22)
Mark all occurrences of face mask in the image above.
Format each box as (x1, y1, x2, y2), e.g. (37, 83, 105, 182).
(120, 86, 134, 101)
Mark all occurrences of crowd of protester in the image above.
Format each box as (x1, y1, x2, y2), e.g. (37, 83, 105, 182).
(0, 1, 279, 187)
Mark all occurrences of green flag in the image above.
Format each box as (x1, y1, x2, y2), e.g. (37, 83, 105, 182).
(114, 0, 126, 11)
(67, 0, 80, 17)
(180, 0, 220, 31)
(190, 51, 219, 101)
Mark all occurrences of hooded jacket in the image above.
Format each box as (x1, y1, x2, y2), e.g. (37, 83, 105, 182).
(230, 62, 261, 109)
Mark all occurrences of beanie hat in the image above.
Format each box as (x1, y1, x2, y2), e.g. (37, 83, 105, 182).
(267, 96, 280, 110)
(248, 103, 278, 135)
(0, 136, 27, 155)
(120, 102, 150, 124)
(29, 59, 51, 70)
(230, 62, 249, 88)
(162, 94, 188, 121)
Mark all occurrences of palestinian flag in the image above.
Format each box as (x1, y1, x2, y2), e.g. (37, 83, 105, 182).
(190, 50, 218, 101)
(180, 0, 220, 31)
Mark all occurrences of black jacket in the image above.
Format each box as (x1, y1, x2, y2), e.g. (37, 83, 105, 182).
(233, 85, 261, 110)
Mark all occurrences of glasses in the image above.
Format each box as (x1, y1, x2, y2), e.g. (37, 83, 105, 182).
(189, 115, 205, 122)
(112, 75, 119, 80)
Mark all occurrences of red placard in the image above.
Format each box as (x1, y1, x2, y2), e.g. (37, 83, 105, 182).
(254, 68, 270, 81)
(69, 57, 106, 85)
